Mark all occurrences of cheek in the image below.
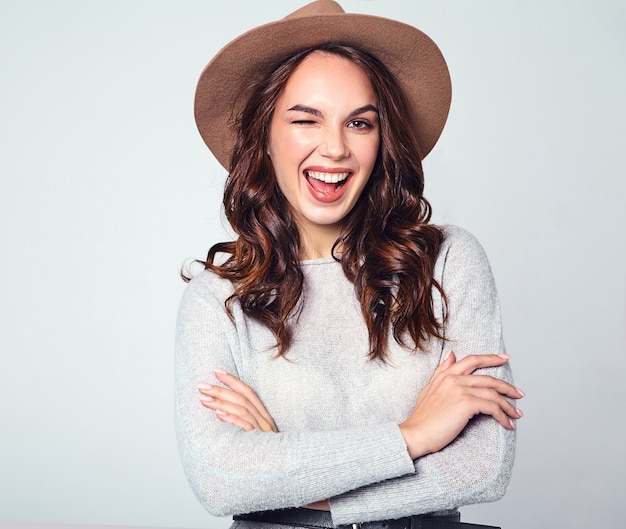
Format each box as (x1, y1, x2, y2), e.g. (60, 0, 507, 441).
(269, 130, 311, 169)
(357, 138, 380, 173)
(284, 131, 316, 157)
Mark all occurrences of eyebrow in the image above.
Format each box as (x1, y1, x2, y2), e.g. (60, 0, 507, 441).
(287, 104, 379, 118)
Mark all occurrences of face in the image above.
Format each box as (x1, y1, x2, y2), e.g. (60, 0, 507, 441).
(268, 51, 380, 252)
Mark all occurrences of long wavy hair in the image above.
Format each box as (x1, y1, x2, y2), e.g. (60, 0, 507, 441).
(186, 43, 446, 361)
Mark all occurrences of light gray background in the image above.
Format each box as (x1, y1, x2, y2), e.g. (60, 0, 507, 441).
(1, 1, 624, 528)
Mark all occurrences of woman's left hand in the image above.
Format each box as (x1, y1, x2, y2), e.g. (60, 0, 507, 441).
(197, 369, 278, 433)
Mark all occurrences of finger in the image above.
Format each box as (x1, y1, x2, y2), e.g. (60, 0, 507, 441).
(214, 369, 277, 426)
(439, 350, 457, 369)
(445, 353, 511, 376)
(445, 381, 523, 430)
(199, 384, 277, 432)
(215, 409, 281, 433)
(214, 409, 256, 432)
(428, 373, 523, 420)
(199, 382, 257, 411)
(468, 387, 524, 420)
(200, 395, 269, 431)
(462, 375, 525, 399)
(198, 385, 265, 427)
(431, 351, 456, 380)
(472, 394, 522, 430)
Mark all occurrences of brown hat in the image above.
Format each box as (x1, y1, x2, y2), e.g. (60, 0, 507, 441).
(195, 0, 451, 171)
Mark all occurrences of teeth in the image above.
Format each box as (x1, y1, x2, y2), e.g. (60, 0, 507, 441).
(306, 170, 350, 183)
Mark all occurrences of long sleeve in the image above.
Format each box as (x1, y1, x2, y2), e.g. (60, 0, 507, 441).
(174, 275, 416, 516)
(174, 225, 515, 521)
(328, 226, 515, 524)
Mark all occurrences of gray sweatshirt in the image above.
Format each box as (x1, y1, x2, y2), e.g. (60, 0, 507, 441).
(175, 225, 515, 525)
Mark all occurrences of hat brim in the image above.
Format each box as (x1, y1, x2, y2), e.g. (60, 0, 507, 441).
(195, 11, 451, 171)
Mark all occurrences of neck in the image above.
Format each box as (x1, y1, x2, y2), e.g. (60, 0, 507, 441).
(298, 224, 342, 260)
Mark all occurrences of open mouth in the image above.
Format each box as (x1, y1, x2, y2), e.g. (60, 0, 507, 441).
(305, 170, 351, 193)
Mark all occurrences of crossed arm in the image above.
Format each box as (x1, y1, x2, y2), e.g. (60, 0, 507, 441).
(198, 352, 523, 460)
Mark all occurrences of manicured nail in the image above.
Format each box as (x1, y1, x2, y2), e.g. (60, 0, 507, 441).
(497, 353, 510, 360)
(516, 387, 525, 397)
(516, 407, 523, 418)
(215, 409, 227, 416)
(214, 368, 228, 376)
(442, 350, 452, 361)
(509, 419, 516, 429)
(200, 396, 214, 403)
(197, 383, 213, 391)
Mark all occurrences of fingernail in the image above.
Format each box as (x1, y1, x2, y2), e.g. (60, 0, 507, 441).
(200, 396, 214, 403)
(516, 387, 525, 397)
(215, 409, 227, 416)
(497, 353, 510, 360)
(509, 419, 516, 429)
(197, 383, 213, 391)
(214, 368, 228, 375)
(516, 407, 523, 418)
(442, 350, 451, 361)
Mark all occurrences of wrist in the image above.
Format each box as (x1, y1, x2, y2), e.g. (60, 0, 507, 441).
(399, 421, 430, 460)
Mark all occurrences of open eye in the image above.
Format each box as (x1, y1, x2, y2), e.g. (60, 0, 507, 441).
(347, 119, 373, 130)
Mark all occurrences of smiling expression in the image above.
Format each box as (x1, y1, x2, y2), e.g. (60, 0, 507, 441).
(268, 51, 380, 257)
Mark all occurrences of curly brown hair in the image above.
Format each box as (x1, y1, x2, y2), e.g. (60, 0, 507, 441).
(187, 43, 446, 361)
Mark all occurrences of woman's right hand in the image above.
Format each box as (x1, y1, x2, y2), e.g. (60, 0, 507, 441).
(399, 352, 524, 460)
(197, 369, 278, 433)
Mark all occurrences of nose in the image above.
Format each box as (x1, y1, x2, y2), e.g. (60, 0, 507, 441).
(320, 126, 349, 160)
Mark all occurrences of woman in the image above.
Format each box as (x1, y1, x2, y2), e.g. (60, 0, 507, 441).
(176, 2, 523, 528)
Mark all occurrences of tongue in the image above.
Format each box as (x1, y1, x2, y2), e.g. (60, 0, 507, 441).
(308, 177, 338, 196)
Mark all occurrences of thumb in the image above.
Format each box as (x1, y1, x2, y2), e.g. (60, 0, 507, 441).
(438, 350, 456, 370)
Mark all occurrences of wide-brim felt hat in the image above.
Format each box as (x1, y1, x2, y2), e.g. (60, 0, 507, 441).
(195, 0, 452, 171)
